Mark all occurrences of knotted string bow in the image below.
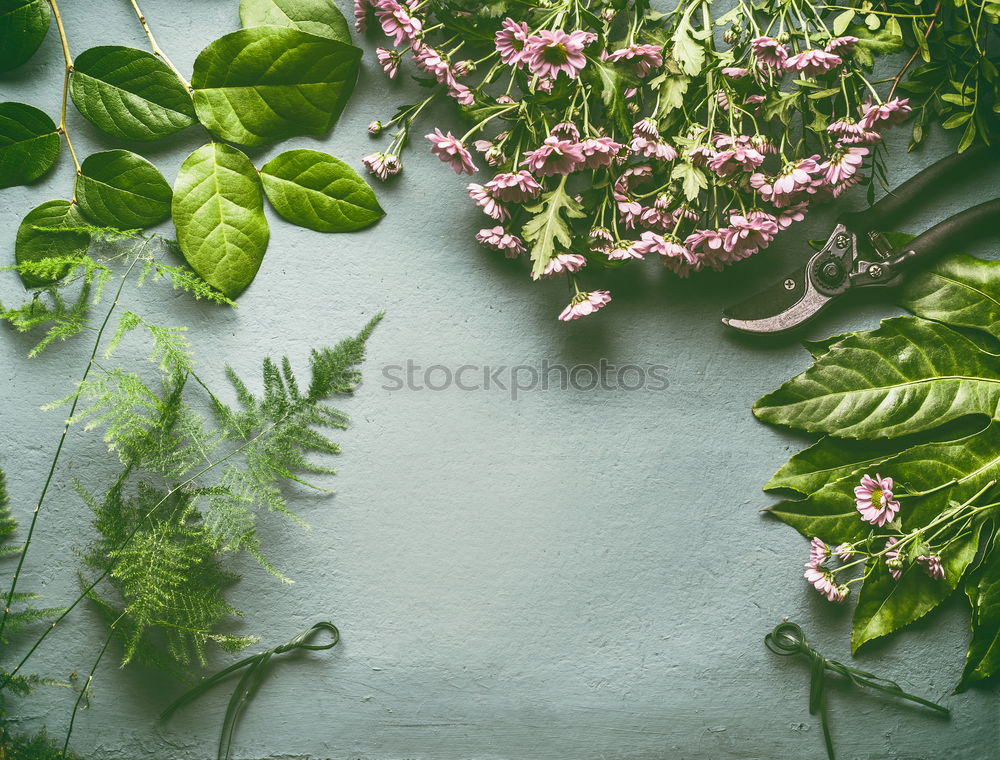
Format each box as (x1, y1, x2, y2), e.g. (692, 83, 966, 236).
(765, 621, 949, 760)
(160, 621, 340, 760)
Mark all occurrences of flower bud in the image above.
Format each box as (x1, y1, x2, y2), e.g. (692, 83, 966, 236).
(453, 60, 475, 76)
(723, 27, 740, 45)
(600, 8, 616, 22)
(368, 120, 384, 135)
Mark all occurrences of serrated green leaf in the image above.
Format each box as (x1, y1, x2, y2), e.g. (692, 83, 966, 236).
(0, 101, 59, 189)
(75, 150, 172, 230)
(239, 0, 351, 43)
(522, 179, 585, 280)
(670, 162, 707, 201)
(753, 317, 1000, 439)
(70, 46, 196, 141)
(260, 149, 383, 233)
(898, 254, 1000, 340)
(15, 200, 90, 289)
(653, 74, 690, 117)
(191, 27, 360, 147)
(0, 0, 50, 72)
(172, 143, 269, 299)
(852, 529, 980, 652)
(959, 540, 1000, 690)
(671, 11, 706, 76)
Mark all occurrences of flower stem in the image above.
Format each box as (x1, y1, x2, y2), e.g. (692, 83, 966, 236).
(46, 0, 80, 176)
(126, 0, 193, 91)
(62, 620, 120, 757)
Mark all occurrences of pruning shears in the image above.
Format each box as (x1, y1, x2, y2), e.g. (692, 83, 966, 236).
(722, 146, 1000, 334)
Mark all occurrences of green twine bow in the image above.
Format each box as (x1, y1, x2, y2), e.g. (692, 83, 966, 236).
(160, 621, 340, 760)
(765, 621, 949, 760)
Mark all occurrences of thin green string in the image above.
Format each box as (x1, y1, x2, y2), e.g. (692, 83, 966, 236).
(160, 621, 340, 760)
(765, 621, 949, 760)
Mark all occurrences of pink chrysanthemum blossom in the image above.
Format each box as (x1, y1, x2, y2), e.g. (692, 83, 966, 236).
(447, 80, 474, 105)
(354, 0, 373, 32)
(918, 554, 945, 580)
(855, 473, 901, 527)
(827, 118, 866, 138)
(521, 136, 584, 176)
(617, 199, 643, 229)
(774, 157, 820, 195)
(715, 90, 731, 111)
(721, 212, 779, 259)
(632, 231, 699, 276)
(808, 537, 830, 568)
(589, 227, 614, 253)
(784, 48, 842, 76)
(535, 76, 555, 93)
(542, 253, 588, 276)
(821, 145, 868, 185)
(688, 145, 718, 167)
(607, 240, 644, 260)
(629, 136, 677, 161)
(804, 566, 848, 602)
(721, 66, 749, 78)
(632, 118, 660, 139)
(639, 195, 673, 229)
(604, 43, 663, 77)
(495, 17, 531, 66)
(426, 128, 477, 175)
(750, 135, 778, 154)
(826, 36, 859, 54)
(523, 29, 595, 80)
(376, 47, 401, 78)
(751, 36, 788, 69)
(362, 152, 401, 180)
(467, 183, 508, 221)
(708, 144, 765, 176)
(884, 537, 903, 579)
(859, 98, 912, 131)
(835, 543, 854, 562)
(367, 120, 383, 135)
(776, 202, 809, 229)
(744, 94, 766, 106)
(485, 171, 542, 203)
(838, 129, 882, 146)
(376, 0, 422, 48)
(475, 226, 525, 258)
(830, 173, 862, 199)
(550, 122, 581, 141)
(558, 290, 611, 321)
(578, 137, 622, 169)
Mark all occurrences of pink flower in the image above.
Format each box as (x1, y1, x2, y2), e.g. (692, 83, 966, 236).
(495, 17, 530, 66)
(376, 0, 422, 48)
(426, 129, 477, 175)
(617, 199, 643, 228)
(721, 66, 749, 78)
(917, 554, 945, 580)
(632, 231, 699, 276)
(475, 226, 525, 258)
(804, 566, 848, 602)
(589, 227, 614, 253)
(784, 48, 842, 77)
(707, 144, 765, 176)
(808, 537, 830, 568)
(821, 146, 868, 185)
(362, 152, 401, 180)
(447, 80, 474, 106)
(550, 122, 581, 141)
(604, 43, 663, 77)
(855, 473, 901, 527)
(721, 212, 778, 259)
(751, 36, 788, 69)
(535, 77, 555, 93)
(542, 253, 587, 276)
(413, 45, 450, 81)
(884, 537, 903, 579)
(521, 136, 584, 176)
(774, 158, 819, 195)
(632, 118, 660, 140)
(827, 118, 866, 138)
(485, 171, 542, 203)
(629, 136, 677, 161)
(354, 0, 372, 32)
(744, 94, 766, 105)
(523, 29, 594, 80)
(376, 47, 401, 78)
(579, 137, 622, 169)
(835, 543, 854, 562)
(860, 98, 912, 131)
(826, 36, 859, 54)
(838, 129, 882, 146)
(558, 290, 611, 321)
(776, 202, 808, 229)
(607, 240, 644, 261)
(467, 183, 508, 220)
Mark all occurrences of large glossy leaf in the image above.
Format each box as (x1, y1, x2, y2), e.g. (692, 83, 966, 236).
(852, 529, 980, 652)
(75, 150, 172, 230)
(239, 0, 351, 43)
(767, 424, 1000, 543)
(0, 0, 50, 72)
(15, 200, 90, 288)
(753, 317, 1000, 439)
(190, 27, 361, 147)
(0, 101, 59, 189)
(70, 46, 197, 141)
(960, 536, 1000, 690)
(764, 436, 909, 497)
(260, 149, 383, 233)
(172, 143, 269, 299)
(898, 254, 1000, 340)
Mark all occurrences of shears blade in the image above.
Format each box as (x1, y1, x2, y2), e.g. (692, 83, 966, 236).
(721, 260, 834, 334)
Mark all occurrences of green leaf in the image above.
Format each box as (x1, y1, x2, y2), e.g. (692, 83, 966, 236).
(15, 200, 90, 289)
(959, 540, 1000, 690)
(190, 27, 361, 147)
(671, 10, 707, 76)
(653, 74, 690, 117)
(171, 143, 269, 299)
(239, 0, 351, 43)
(898, 254, 1000, 340)
(833, 9, 855, 36)
(0, 101, 59, 189)
(521, 179, 586, 280)
(70, 46, 196, 141)
(852, 529, 980, 652)
(753, 317, 1000, 439)
(260, 149, 383, 233)
(767, 424, 1000, 544)
(0, 0, 50, 72)
(670, 162, 707, 201)
(75, 150, 172, 230)
(764, 436, 912, 497)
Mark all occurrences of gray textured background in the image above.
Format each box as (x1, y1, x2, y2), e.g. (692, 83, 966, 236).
(1, 2, 998, 758)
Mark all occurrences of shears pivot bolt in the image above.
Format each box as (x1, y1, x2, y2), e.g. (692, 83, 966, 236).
(783, 278, 796, 290)
(868, 264, 883, 278)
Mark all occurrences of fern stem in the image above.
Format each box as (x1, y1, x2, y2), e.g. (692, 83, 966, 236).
(0, 259, 138, 647)
(46, 0, 81, 175)
(61, 621, 118, 758)
(126, 0, 193, 91)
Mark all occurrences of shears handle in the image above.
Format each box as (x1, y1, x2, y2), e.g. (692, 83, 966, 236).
(841, 144, 997, 232)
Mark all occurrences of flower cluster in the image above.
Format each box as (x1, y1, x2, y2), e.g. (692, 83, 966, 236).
(359, 0, 910, 321)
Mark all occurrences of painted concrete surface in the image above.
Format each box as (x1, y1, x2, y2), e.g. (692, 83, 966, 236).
(1, 2, 998, 758)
